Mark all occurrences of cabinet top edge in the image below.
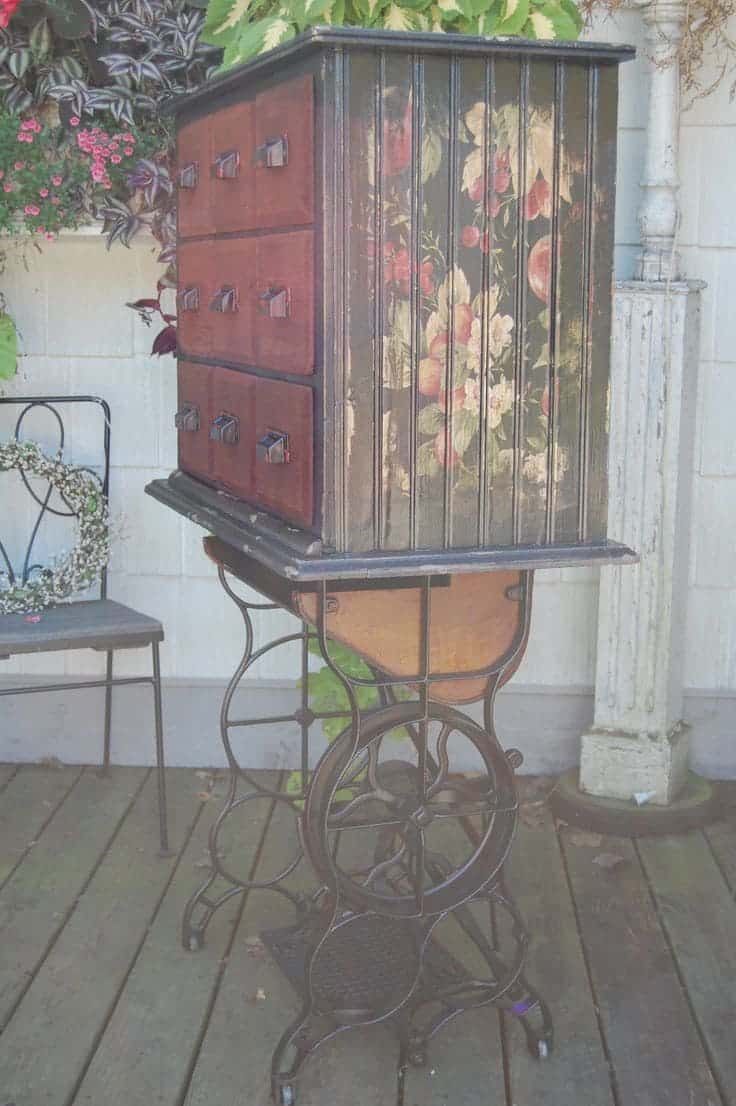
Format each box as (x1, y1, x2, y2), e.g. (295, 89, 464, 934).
(166, 26, 635, 116)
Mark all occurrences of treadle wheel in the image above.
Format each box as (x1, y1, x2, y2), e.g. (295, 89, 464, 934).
(303, 702, 517, 917)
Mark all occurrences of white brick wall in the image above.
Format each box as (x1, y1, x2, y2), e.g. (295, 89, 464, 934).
(1, 14, 734, 713)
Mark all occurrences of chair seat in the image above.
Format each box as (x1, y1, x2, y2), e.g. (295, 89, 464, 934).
(0, 599, 164, 658)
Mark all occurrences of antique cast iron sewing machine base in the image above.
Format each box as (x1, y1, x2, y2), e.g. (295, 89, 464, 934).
(182, 539, 552, 1105)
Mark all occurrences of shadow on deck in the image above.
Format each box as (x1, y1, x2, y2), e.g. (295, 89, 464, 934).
(0, 764, 733, 1106)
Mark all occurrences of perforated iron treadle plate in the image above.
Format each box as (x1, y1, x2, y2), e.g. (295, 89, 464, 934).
(261, 914, 467, 1019)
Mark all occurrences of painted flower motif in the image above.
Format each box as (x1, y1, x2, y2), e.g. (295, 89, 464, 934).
(488, 378, 515, 430)
(528, 235, 552, 304)
(383, 97, 413, 177)
(462, 225, 480, 248)
(526, 176, 552, 221)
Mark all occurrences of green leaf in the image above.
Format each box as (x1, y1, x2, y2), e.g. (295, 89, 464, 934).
(8, 48, 31, 78)
(422, 128, 443, 184)
(0, 313, 18, 382)
(558, 0, 583, 32)
(202, 0, 255, 44)
(292, 0, 334, 27)
(29, 19, 53, 60)
(451, 406, 477, 456)
(217, 14, 296, 68)
(381, 2, 424, 30)
(417, 402, 446, 437)
(495, 0, 529, 34)
(526, 0, 579, 38)
(417, 439, 440, 478)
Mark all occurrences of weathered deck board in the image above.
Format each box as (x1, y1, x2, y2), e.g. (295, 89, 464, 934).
(0, 768, 733, 1106)
(0, 769, 201, 1106)
(504, 811, 615, 1106)
(638, 832, 736, 1104)
(184, 791, 400, 1106)
(0, 766, 146, 1030)
(402, 817, 506, 1106)
(705, 793, 736, 896)
(563, 829, 721, 1106)
(71, 774, 277, 1106)
(0, 764, 81, 888)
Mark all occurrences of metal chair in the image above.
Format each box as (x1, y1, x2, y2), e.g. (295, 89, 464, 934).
(0, 395, 169, 853)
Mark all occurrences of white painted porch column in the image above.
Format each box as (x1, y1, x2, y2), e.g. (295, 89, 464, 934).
(578, 0, 705, 804)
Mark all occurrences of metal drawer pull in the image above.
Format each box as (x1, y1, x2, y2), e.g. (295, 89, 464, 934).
(209, 285, 238, 313)
(174, 402, 200, 432)
(177, 286, 200, 312)
(254, 136, 288, 168)
(178, 162, 198, 189)
(209, 413, 240, 445)
(257, 430, 290, 465)
(259, 286, 289, 319)
(214, 150, 240, 179)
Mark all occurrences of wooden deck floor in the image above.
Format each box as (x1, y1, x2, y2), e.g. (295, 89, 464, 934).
(0, 764, 734, 1106)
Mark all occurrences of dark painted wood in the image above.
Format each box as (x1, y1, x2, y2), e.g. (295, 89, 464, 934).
(563, 828, 721, 1106)
(0, 767, 146, 1029)
(0, 770, 200, 1106)
(0, 599, 163, 656)
(505, 810, 615, 1106)
(638, 832, 736, 1103)
(72, 774, 278, 1105)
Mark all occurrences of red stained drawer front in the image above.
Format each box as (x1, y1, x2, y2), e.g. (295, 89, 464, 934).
(255, 75, 314, 229)
(211, 102, 257, 234)
(253, 378, 313, 528)
(177, 241, 213, 359)
(255, 230, 314, 375)
(210, 368, 256, 497)
(178, 116, 212, 238)
(176, 362, 211, 479)
(208, 237, 257, 365)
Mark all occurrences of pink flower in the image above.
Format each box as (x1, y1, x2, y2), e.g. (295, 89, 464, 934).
(45, 232, 54, 241)
(51, 175, 62, 186)
(493, 150, 511, 194)
(14, 160, 24, 170)
(462, 225, 480, 248)
(110, 142, 119, 151)
(21, 119, 33, 130)
(123, 146, 134, 157)
(91, 166, 105, 182)
(51, 196, 60, 205)
(24, 204, 40, 216)
(69, 116, 80, 127)
(39, 187, 49, 198)
(468, 176, 485, 204)
(3, 183, 12, 193)
(110, 153, 122, 164)
(122, 132, 134, 143)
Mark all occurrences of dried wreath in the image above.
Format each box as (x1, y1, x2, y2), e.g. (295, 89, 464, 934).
(0, 440, 109, 614)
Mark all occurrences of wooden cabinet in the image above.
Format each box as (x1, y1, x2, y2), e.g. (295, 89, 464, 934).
(168, 30, 634, 569)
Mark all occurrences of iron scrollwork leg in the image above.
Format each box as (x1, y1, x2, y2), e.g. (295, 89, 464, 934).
(184, 564, 552, 1102)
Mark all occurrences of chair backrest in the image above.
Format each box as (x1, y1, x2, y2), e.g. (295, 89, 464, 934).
(0, 395, 111, 601)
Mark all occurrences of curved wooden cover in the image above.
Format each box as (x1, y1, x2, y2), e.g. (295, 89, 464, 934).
(295, 570, 527, 704)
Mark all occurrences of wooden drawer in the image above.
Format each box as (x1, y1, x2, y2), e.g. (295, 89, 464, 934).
(177, 116, 212, 238)
(210, 368, 256, 496)
(254, 75, 314, 229)
(211, 102, 257, 235)
(176, 362, 211, 479)
(208, 237, 257, 365)
(255, 230, 314, 375)
(253, 377, 313, 528)
(177, 241, 213, 359)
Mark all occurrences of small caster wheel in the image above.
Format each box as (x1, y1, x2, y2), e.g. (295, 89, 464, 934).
(279, 1083, 296, 1105)
(187, 930, 204, 952)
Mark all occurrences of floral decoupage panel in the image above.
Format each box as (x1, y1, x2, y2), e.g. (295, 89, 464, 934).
(344, 51, 599, 553)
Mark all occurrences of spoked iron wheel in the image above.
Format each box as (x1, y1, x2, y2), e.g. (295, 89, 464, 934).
(302, 702, 518, 918)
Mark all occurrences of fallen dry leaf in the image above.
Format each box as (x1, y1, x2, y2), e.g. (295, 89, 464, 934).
(592, 852, 628, 870)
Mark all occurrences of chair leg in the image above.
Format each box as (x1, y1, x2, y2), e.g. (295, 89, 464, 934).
(102, 650, 114, 775)
(151, 640, 170, 855)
